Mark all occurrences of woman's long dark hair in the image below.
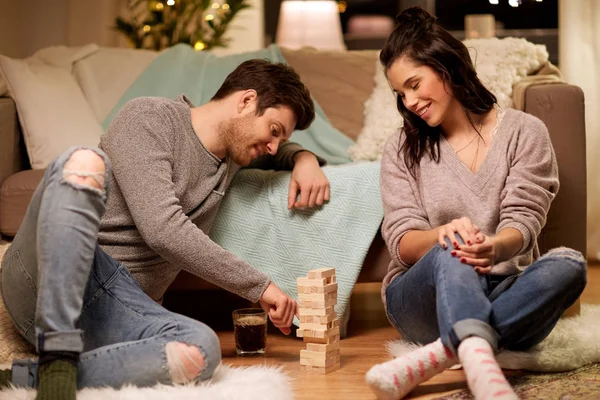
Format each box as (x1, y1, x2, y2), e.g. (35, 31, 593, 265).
(380, 6, 497, 174)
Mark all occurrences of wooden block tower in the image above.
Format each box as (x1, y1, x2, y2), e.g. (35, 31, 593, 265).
(296, 267, 341, 374)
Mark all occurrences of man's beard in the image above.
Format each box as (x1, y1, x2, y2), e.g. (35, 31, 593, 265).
(220, 114, 255, 166)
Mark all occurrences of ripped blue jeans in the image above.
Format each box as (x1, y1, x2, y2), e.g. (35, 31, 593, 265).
(0, 147, 220, 388)
(385, 241, 587, 354)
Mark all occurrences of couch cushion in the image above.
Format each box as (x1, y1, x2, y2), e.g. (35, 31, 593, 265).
(0, 169, 45, 237)
(0, 45, 104, 169)
(281, 47, 378, 141)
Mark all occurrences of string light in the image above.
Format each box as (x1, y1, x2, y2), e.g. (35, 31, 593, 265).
(338, 1, 347, 13)
(222, 3, 230, 10)
(194, 41, 206, 51)
(489, 0, 542, 5)
(205, 14, 214, 21)
(211, 2, 220, 8)
(143, 25, 151, 32)
(155, 2, 164, 10)
(166, 0, 175, 5)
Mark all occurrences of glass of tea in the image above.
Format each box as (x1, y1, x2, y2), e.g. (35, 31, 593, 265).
(232, 308, 268, 356)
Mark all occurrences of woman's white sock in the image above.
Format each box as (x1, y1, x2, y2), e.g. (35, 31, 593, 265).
(458, 336, 518, 400)
(366, 338, 456, 399)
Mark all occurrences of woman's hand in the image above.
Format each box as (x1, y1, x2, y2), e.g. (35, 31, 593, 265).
(452, 228, 522, 274)
(437, 217, 481, 249)
(452, 232, 495, 274)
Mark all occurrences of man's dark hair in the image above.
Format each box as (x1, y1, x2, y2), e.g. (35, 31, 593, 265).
(212, 59, 315, 131)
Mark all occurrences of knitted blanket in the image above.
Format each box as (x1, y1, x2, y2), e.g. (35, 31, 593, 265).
(210, 161, 383, 335)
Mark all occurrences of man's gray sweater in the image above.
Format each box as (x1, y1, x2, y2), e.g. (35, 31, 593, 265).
(99, 95, 310, 303)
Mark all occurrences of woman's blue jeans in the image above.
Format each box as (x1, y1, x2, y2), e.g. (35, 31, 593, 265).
(0, 147, 221, 389)
(385, 240, 587, 354)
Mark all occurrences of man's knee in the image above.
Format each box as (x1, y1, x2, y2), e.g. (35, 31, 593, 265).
(63, 149, 107, 191)
(165, 342, 206, 384)
(165, 329, 221, 384)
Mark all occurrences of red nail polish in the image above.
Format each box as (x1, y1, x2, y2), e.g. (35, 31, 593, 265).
(460, 258, 466, 263)
(453, 242, 458, 247)
(451, 251, 457, 256)
(467, 240, 472, 245)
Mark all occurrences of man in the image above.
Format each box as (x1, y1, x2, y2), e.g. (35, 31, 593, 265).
(0, 59, 328, 399)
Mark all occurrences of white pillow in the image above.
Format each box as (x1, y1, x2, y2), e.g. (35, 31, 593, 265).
(73, 47, 158, 122)
(347, 61, 403, 162)
(348, 37, 549, 162)
(0, 46, 104, 169)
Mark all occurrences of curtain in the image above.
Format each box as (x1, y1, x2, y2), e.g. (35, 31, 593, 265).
(559, 0, 600, 260)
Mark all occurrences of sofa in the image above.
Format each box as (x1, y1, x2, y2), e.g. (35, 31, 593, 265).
(0, 46, 587, 316)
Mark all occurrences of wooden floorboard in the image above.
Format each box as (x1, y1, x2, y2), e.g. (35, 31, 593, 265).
(216, 265, 600, 399)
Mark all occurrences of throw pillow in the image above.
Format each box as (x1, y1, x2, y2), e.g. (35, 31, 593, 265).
(0, 45, 104, 169)
(73, 47, 158, 122)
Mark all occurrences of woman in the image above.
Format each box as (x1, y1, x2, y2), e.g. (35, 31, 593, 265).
(366, 7, 587, 400)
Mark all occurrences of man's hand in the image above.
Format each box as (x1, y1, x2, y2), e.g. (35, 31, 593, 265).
(259, 282, 299, 335)
(288, 152, 330, 210)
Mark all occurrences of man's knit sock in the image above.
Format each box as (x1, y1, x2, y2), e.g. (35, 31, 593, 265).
(0, 369, 12, 389)
(366, 338, 456, 399)
(458, 337, 518, 400)
(35, 352, 78, 400)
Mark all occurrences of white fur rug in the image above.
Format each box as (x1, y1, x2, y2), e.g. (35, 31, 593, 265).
(0, 364, 293, 400)
(386, 304, 600, 372)
(348, 37, 549, 161)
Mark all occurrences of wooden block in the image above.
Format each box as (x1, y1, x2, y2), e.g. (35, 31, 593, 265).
(297, 282, 338, 294)
(298, 318, 338, 331)
(300, 313, 337, 324)
(300, 361, 340, 374)
(306, 342, 339, 353)
(308, 268, 336, 279)
(300, 348, 340, 360)
(296, 277, 327, 287)
(303, 333, 340, 345)
(298, 322, 328, 331)
(298, 296, 336, 309)
(300, 353, 340, 368)
(297, 326, 340, 339)
(297, 291, 337, 302)
(298, 306, 334, 316)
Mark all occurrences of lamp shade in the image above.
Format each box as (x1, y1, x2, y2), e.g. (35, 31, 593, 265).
(276, 1, 345, 51)
(465, 14, 496, 39)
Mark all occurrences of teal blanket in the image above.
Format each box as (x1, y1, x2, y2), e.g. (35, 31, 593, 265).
(210, 162, 382, 335)
(103, 44, 384, 335)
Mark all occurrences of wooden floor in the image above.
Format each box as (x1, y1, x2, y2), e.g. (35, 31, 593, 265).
(216, 265, 600, 399)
